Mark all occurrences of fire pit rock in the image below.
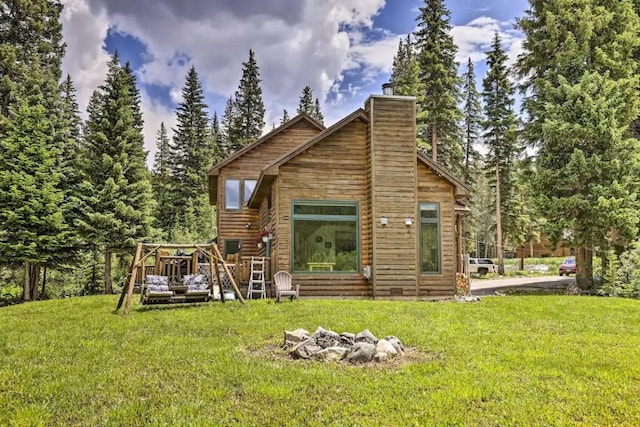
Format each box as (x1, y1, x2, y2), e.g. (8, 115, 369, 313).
(284, 326, 404, 363)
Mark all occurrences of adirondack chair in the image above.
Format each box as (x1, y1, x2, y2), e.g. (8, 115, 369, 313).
(273, 271, 299, 302)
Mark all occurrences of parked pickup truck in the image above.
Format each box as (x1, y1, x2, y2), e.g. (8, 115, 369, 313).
(468, 258, 498, 275)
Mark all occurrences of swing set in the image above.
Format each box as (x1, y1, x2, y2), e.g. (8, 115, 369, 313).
(115, 242, 245, 315)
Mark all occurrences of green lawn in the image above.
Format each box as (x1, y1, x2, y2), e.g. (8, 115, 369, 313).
(1, 296, 639, 426)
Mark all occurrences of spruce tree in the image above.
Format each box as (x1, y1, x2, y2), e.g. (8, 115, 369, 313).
(461, 58, 482, 183)
(231, 49, 265, 148)
(280, 109, 290, 125)
(517, 0, 640, 289)
(482, 32, 520, 275)
(297, 86, 314, 115)
(78, 53, 154, 293)
(313, 98, 324, 124)
(168, 66, 213, 239)
(390, 35, 421, 98)
(210, 112, 225, 163)
(221, 96, 238, 153)
(414, 0, 463, 174)
(152, 123, 173, 237)
(0, 0, 68, 300)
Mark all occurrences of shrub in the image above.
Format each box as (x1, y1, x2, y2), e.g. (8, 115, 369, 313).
(0, 285, 22, 306)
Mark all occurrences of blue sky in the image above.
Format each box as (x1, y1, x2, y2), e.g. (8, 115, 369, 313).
(60, 0, 529, 163)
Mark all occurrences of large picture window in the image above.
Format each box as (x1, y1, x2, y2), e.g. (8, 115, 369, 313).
(292, 201, 359, 273)
(420, 203, 440, 273)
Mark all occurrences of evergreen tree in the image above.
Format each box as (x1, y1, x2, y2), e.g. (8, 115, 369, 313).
(297, 86, 314, 115)
(280, 109, 290, 125)
(390, 34, 421, 98)
(414, 0, 463, 174)
(517, 0, 640, 289)
(210, 112, 225, 163)
(231, 49, 265, 147)
(221, 96, 238, 153)
(78, 53, 154, 293)
(461, 58, 482, 184)
(313, 98, 324, 124)
(482, 32, 520, 275)
(0, 0, 68, 300)
(168, 66, 213, 239)
(152, 123, 173, 236)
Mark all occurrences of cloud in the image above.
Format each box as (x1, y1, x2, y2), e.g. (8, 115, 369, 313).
(60, 0, 397, 163)
(451, 15, 524, 65)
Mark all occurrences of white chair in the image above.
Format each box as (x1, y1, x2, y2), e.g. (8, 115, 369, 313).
(273, 271, 300, 302)
(246, 257, 266, 299)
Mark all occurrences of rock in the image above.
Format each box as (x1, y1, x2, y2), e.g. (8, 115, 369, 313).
(290, 338, 322, 359)
(355, 329, 378, 344)
(455, 295, 481, 303)
(312, 326, 341, 349)
(373, 352, 387, 362)
(315, 347, 349, 362)
(345, 342, 376, 364)
(338, 332, 355, 347)
(376, 339, 398, 357)
(384, 336, 404, 354)
(283, 329, 310, 349)
(565, 283, 581, 295)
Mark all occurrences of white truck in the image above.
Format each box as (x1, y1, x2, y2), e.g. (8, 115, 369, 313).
(468, 258, 498, 275)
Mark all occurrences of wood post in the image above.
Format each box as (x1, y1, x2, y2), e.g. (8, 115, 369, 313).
(212, 243, 245, 304)
(123, 243, 143, 315)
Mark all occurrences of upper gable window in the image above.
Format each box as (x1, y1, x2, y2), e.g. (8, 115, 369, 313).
(225, 179, 241, 210)
(244, 179, 257, 205)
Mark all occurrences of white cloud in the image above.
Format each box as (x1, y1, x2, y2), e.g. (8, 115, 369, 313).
(451, 15, 524, 65)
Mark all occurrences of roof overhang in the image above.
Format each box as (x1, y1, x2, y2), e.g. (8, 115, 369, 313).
(416, 151, 471, 198)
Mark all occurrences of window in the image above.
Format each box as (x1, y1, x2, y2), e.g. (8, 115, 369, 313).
(420, 203, 440, 273)
(244, 179, 257, 205)
(225, 179, 240, 210)
(292, 201, 359, 273)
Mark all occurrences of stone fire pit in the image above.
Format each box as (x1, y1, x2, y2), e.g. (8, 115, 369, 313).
(283, 326, 404, 363)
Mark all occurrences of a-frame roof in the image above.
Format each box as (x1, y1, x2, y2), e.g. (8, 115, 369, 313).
(207, 112, 325, 176)
(247, 109, 369, 207)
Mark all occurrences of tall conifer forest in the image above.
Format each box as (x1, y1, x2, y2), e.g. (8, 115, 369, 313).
(1, 0, 640, 302)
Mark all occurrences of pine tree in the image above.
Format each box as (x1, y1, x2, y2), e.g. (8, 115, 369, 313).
(78, 53, 154, 293)
(280, 109, 290, 125)
(210, 112, 225, 163)
(0, 0, 68, 300)
(221, 96, 238, 153)
(461, 58, 482, 184)
(414, 0, 463, 174)
(297, 86, 314, 115)
(152, 123, 173, 236)
(231, 49, 265, 148)
(168, 66, 213, 239)
(390, 35, 421, 98)
(482, 32, 521, 275)
(517, 0, 640, 289)
(313, 98, 324, 124)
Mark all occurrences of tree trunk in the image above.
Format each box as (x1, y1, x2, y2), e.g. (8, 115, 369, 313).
(495, 161, 505, 275)
(431, 124, 438, 163)
(530, 240, 534, 258)
(519, 253, 524, 271)
(576, 245, 593, 290)
(30, 263, 40, 300)
(41, 265, 47, 297)
(104, 249, 113, 294)
(23, 261, 31, 301)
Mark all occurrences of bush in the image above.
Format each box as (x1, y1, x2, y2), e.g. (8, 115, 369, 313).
(0, 285, 22, 306)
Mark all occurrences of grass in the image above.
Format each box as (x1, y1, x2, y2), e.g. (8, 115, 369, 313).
(1, 296, 640, 426)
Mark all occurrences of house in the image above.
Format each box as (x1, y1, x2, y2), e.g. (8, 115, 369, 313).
(208, 93, 470, 298)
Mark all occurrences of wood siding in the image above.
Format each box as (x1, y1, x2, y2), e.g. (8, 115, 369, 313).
(368, 96, 418, 298)
(216, 120, 321, 260)
(275, 119, 371, 297)
(417, 163, 457, 296)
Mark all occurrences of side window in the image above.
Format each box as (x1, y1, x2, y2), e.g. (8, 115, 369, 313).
(244, 179, 257, 205)
(419, 203, 440, 273)
(225, 179, 240, 210)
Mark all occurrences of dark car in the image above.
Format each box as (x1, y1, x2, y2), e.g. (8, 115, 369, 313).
(559, 257, 576, 276)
